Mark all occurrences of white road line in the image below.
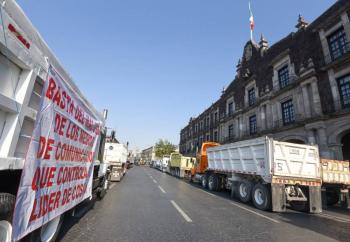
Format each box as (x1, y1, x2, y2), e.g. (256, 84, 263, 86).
(230, 202, 280, 223)
(153, 179, 158, 184)
(170, 200, 193, 223)
(158, 185, 166, 193)
(318, 213, 350, 223)
(109, 183, 116, 189)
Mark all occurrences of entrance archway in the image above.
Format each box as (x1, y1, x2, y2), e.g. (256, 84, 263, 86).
(341, 132, 350, 161)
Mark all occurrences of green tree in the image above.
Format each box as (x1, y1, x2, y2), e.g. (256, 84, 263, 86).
(154, 139, 176, 158)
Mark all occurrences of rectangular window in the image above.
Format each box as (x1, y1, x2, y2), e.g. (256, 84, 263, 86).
(338, 74, 350, 108)
(248, 88, 256, 106)
(206, 134, 210, 141)
(249, 115, 257, 135)
(228, 124, 234, 138)
(214, 112, 218, 122)
(328, 27, 350, 61)
(228, 102, 234, 115)
(281, 99, 295, 125)
(278, 65, 290, 89)
(214, 131, 218, 141)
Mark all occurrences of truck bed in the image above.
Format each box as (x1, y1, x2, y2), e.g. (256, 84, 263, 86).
(207, 137, 321, 183)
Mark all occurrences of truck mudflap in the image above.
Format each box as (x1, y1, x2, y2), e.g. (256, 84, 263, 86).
(271, 184, 286, 212)
(309, 186, 322, 213)
(272, 176, 322, 213)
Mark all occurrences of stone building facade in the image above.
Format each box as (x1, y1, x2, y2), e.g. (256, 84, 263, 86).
(179, 0, 350, 161)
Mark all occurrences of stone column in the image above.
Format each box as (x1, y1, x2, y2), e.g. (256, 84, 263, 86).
(307, 130, 316, 145)
(301, 85, 311, 118)
(328, 69, 342, 111)
(276, 102, 282, 127)
(319, 30, 331, 64)
(311, 80, 322, 116)
(341, 12, 350, 41)
(271, 103, 278, 128)
(317, 127, 332, 159)
(265, 102, 272, 130)
(260, 105, 266, 131)
(272, 69, 279, 91)
(235, 118, 239, 138)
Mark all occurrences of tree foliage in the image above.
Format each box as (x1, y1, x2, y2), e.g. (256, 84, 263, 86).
(154, 139, 176, 158)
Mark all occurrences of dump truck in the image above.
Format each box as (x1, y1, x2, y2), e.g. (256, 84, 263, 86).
(160, 155, 170, 173)
(320, 159, 350, 208)
(104, 142, 128, 181)
(0, 1, 110, 241)
(169, 153, 194, 178)
(192, 137, 322, 213)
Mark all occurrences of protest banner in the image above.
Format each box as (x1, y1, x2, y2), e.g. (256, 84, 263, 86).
(12, 66, 103, 241)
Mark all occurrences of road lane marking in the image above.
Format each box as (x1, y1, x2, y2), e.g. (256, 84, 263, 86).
(230, 202, 280, 223)
(158, 185, 166, 193)
(109, 183, 116, 189)
(153, 179, 158, 184)
(317, 213, 350, 223)
(170, 200, 193, 223)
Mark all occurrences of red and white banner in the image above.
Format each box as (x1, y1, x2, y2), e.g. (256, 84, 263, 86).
(12, 66, 103, 241)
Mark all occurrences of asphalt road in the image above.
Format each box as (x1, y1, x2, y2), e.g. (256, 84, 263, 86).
(59, 166, 350, 242)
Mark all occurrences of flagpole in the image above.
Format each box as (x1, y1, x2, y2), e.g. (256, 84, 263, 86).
(249, 1, 254, 42)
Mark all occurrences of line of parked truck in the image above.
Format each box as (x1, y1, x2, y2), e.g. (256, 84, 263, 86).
(151, 136, 350, 213)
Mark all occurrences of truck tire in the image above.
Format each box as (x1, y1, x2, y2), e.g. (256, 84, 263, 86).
(0, 193, 15, 242)
(238, 180, 253, 203)
(326, 188, 340, 206)
(98, 176, 109, 200)
(201, 174, 208, 189)
(22, 214, 64, 242)
(252, 183, 271, 211)
(208, 174, 219, 191)
(0, 193, 16, 223)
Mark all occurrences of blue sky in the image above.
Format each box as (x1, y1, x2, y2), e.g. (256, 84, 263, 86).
(17, 0, 335, 150)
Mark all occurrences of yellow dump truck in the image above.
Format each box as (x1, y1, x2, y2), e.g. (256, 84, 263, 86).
(169, 153, 194, 178)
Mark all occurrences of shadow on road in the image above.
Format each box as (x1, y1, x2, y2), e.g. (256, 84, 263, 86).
(180, 177, 350, 241)
(56, 199, 96, 241)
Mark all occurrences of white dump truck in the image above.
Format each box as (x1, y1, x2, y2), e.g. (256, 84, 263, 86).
(160, 155, 170, 173)
(0, 1, 109, 241)
(104, 143, 128, 181)
(204, 137, 322, 213)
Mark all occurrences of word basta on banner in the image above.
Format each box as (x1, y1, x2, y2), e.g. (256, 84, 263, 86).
(12, 66, 103, 241)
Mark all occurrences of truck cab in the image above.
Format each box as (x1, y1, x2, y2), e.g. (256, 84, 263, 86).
(190, 142, 219, 183)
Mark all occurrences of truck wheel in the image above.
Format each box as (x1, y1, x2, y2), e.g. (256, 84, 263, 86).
(201, 174, 208, 189)
(208, 174, 219, 191)
(22, 214, 64, 242)
(238, 180, 253, 203)
(326, 188, 340, 206)
(0, 193, 16, 223)
(189, 173, 193, 183)
(98, 176, 109, 200)
(0, 193, 15, 242)
(252, 184, 271, 211)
